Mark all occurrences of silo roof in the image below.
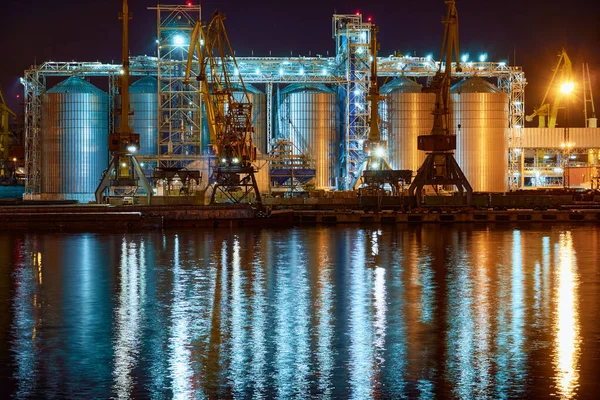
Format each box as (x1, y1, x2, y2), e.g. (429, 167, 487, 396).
(230, 83, 264, 94)
(281, 83, 334, 95)
(130, 76, 158, 93)
(381, 77, 422, 94)
(47, 76, 105, 94)
(450, 77, 501, 93)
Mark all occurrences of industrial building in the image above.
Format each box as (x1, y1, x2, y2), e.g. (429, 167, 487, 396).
(19, 4, 598, 202)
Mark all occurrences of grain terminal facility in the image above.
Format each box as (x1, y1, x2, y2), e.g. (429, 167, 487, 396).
(19, 4, 599, 203)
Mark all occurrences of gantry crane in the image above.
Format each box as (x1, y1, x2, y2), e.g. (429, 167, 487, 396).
(408, 0, 472, 207)
(526, 49, 574, 128)
(0, 89, 17, 183)
(95, 0, 153, 204)
(185, 11, 261, 206)
(583, 63, 596, 127)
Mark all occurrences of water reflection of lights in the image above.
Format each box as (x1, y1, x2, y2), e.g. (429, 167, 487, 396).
(230, 236, 249, 396)
(113, 239, 143, 399)
(349, 230, 374, 399)
(553, 232, 581, 399)
(316, 240, 334, 397)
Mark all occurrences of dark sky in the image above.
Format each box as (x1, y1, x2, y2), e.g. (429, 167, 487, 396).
(1, 0, 599, 126)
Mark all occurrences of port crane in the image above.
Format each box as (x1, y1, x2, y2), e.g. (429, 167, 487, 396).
(526, 49, 574, 128)
(185, 11, 261, 206)
(95, 0, 153, 204)
(408, 0, 472, 206)
(0, 89, 17, 184)
(352, 22, 411, 197)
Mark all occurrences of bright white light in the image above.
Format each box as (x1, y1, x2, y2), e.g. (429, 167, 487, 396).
(371, 162, 380, 169)
(126, 145, 137, 153)
(461, 54, 469, 63)
(19, 77, 25, 85)
(358, 139, 364, 147)
(360, 32, 367, 41)
(514, 101, 522, 106)
(121, 163, 127, 168)
(155, 39, 160, 44)
(515, 124, 522, 129)
(479, 53, 487, 62)
(514, 172, 520, 177)
(356, 47, 364, 55)
(279, 68, 284, 76)
(299, 67, 304, 75)
(369, 56, 373, 62)
(173, 34, 185, 46)
(374, 146, 385, 158)
(514, 148, 522, 154)
(570, 155, 576, 159)
(544, 155, 551, 159)
(255, 68, 260, 75)
(234, 68, 239, 75)
(119, 69, 125, 75)
(355, 102, 363, 110)
(200, 38, 205, 46)
(554, 167, 564, 173)
(322, 68, 328, 76)
(498, 61, 506, 67)
(221, 158, 227, 163)
(560, 82, 575, 94)
(232, 157, 239, 164)
(354, 89, 361, 96)
(140, 163, 145, 167)
(426, 54, 433, 61)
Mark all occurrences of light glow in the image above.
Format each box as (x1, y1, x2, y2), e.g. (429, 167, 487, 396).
(173, 34, 186, 46)
(560, 82, 575, 95)
(461, 54, 469, 63)
(373, 146, 385, 158)
(126, 145, 137, 154)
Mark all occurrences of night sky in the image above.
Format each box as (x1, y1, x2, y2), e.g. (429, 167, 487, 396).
(1, 0, 598, 126)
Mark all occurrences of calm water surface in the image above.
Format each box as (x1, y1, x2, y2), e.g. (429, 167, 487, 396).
(1, 225, 599, 399)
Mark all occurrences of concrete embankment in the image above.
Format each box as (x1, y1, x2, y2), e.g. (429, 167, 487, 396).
(0, 204, 291, 231)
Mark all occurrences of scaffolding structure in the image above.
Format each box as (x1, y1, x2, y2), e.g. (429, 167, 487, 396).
(21, 13, 527, 195)
(150, 4, 202, 168)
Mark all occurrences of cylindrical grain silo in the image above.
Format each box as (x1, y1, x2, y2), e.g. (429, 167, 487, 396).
(381, 77, 435, 174)
(41, 76, 109, 202)
(280, 84, 338, 190)
(451, 77, 509, 192)
(129, 76, 158, 156)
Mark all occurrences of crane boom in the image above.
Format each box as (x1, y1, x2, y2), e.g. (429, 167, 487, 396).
(185, 10, 261, 206)
(526, 49, 573, 128)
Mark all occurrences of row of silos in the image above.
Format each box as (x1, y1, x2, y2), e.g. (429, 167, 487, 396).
(39, 75, 508, 200)
(41, 76, 159, 201)
(382, 76, 509, 192)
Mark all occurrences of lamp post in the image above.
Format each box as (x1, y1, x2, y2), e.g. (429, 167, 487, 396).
(560, 81, 574, 188)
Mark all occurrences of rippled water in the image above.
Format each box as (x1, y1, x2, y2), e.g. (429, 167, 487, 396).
(1, 224, 599, 398)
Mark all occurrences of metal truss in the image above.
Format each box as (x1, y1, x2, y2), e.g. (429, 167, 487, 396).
(22, 69, 45, 196)
(333, 14, 372, 189)
(151, 4, 202, 168)
(498, 66, 527, 190)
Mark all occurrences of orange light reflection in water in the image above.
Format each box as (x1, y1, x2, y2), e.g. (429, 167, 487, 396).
(553, 232, 581, 399)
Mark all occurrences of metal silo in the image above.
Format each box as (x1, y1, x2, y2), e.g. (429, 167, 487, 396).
(451, 77, 509, 192)
(130, 76, 158, 156)
(381, 77, 435, 174)
(42, 76, 108, 202)
(280, 84, 338, 190)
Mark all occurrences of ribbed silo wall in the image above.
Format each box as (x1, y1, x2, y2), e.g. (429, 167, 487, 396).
(381, 78, 435, 173)
(41, 76, 108, 202)
(129, 76, 158, 156)
(451, 84, 509, 192)
(283, 85, 338, 189)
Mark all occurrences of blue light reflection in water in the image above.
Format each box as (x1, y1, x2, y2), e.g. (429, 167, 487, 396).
(1, 225, 598, 398)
